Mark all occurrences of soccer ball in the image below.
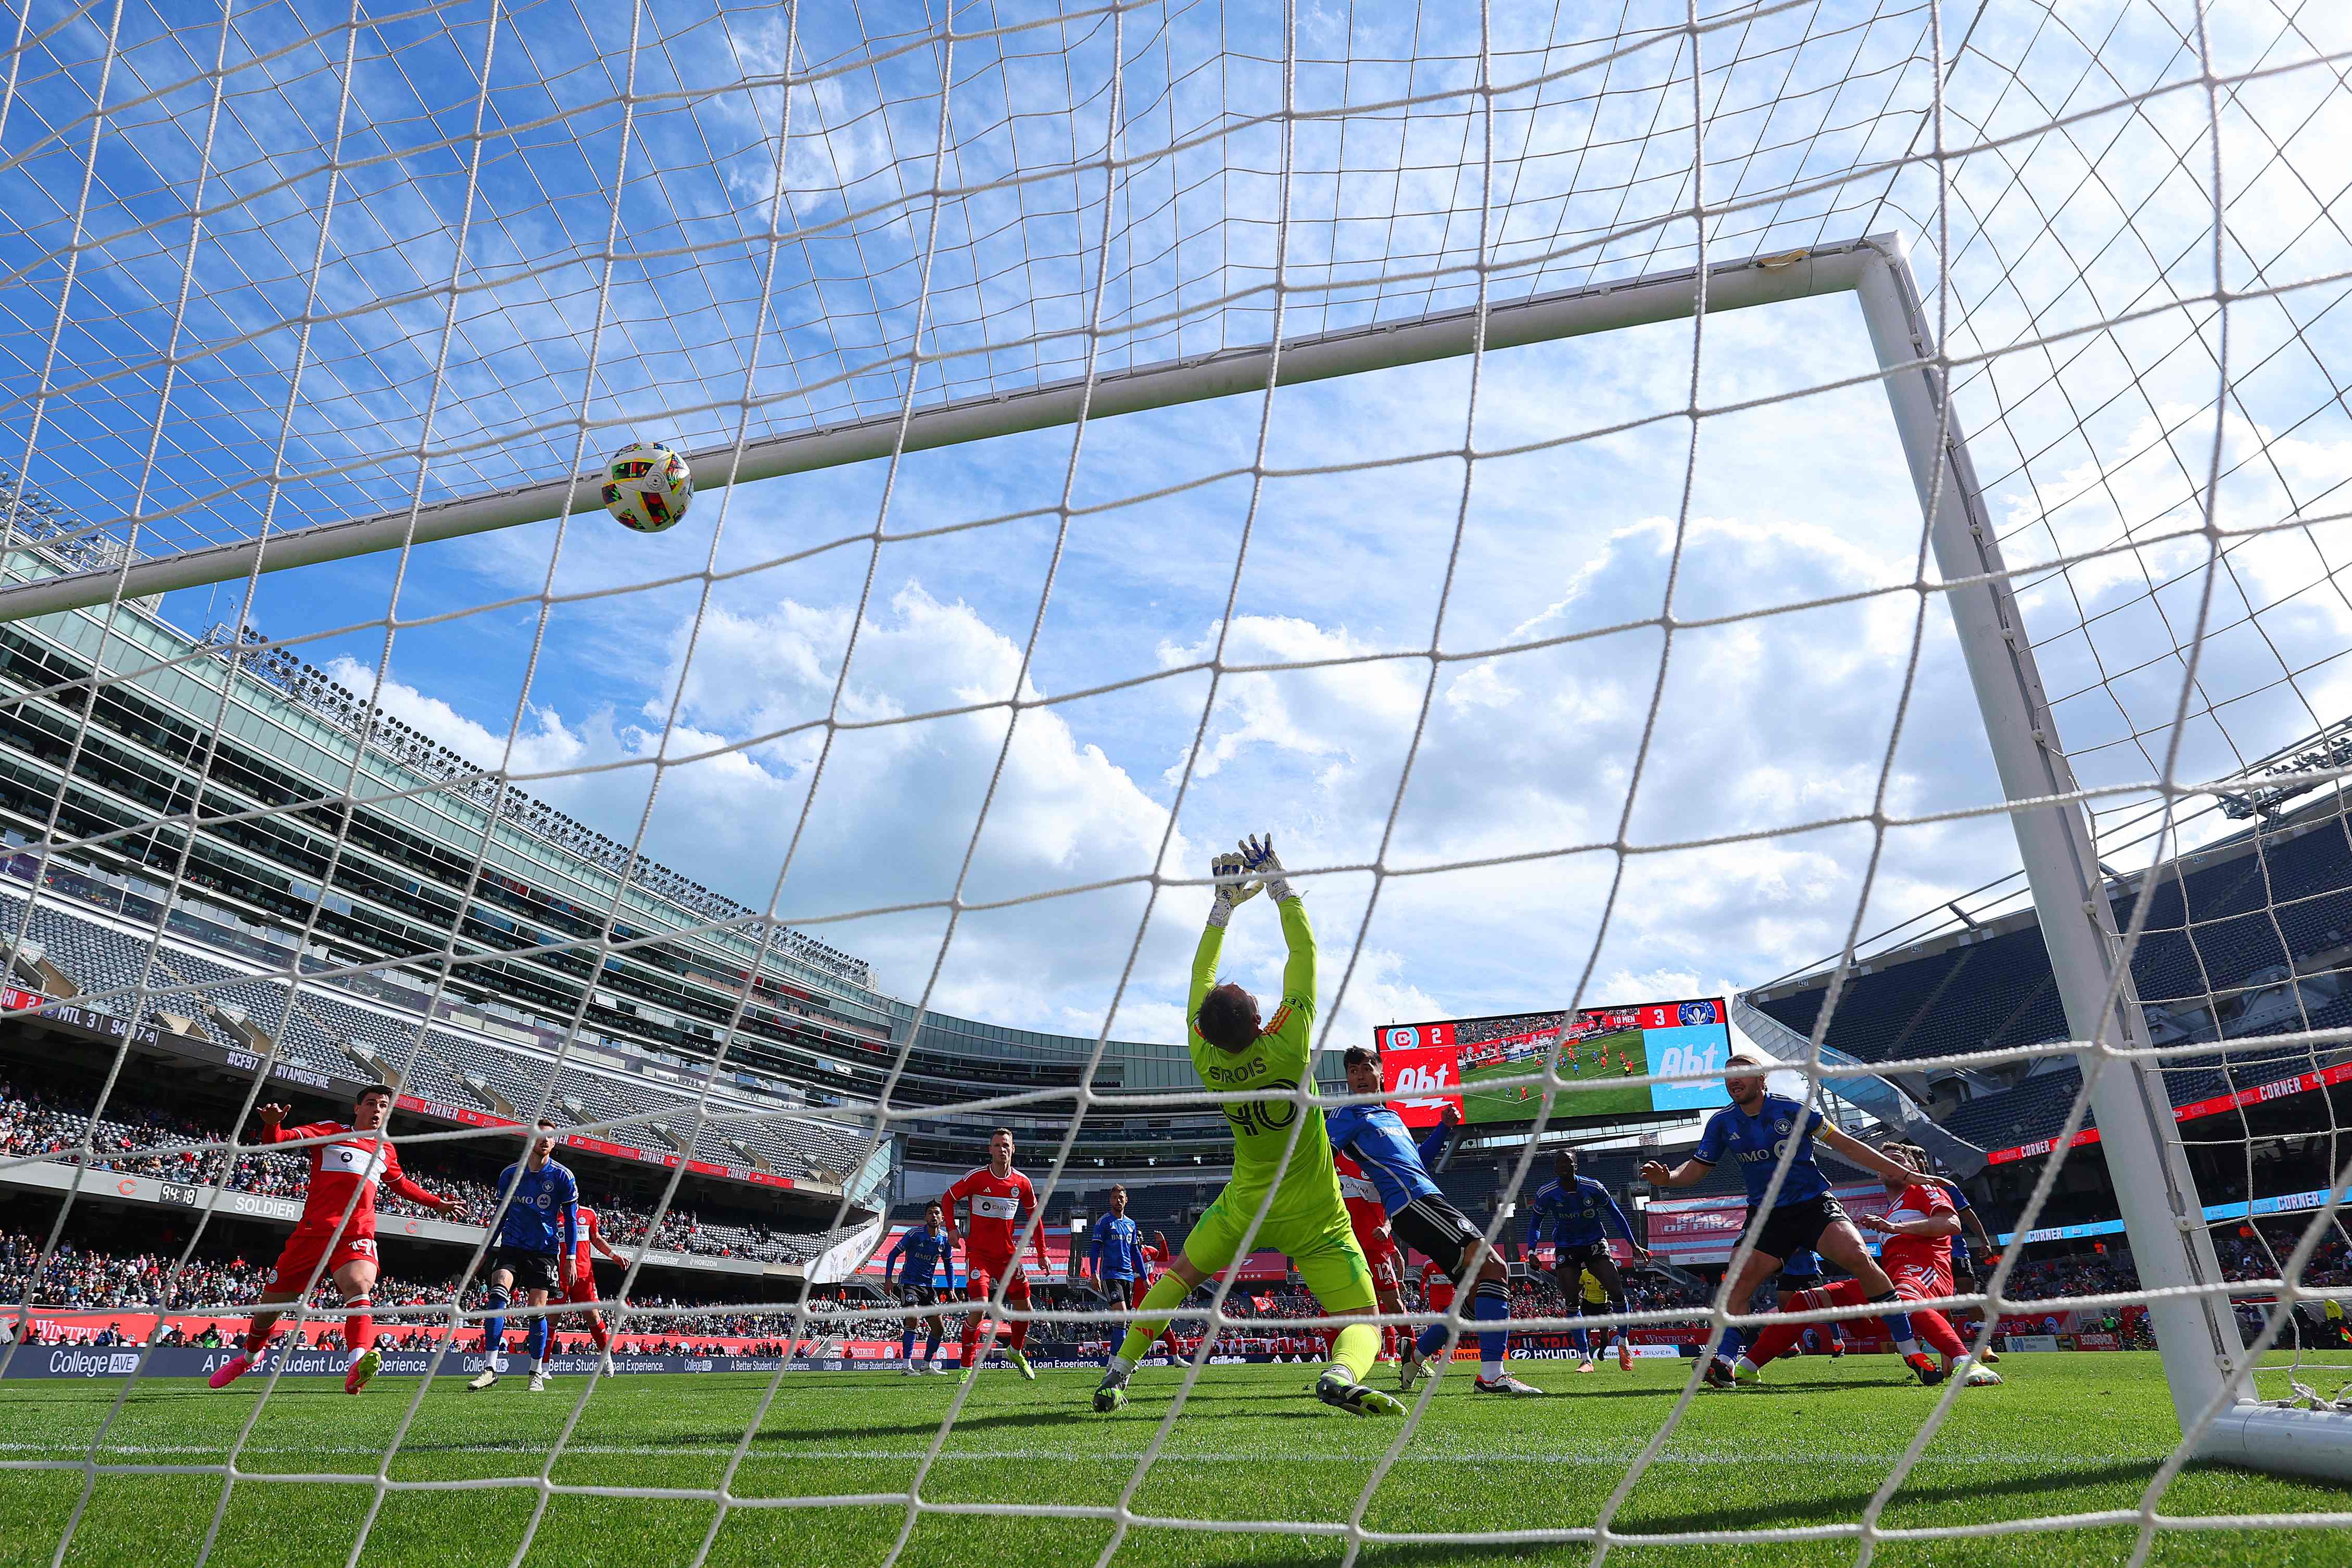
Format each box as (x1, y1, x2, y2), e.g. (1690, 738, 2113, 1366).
(602, 440, 692, 533)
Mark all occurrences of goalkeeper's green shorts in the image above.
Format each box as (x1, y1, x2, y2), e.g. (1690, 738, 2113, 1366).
(1181, 1186, 1376, 1314)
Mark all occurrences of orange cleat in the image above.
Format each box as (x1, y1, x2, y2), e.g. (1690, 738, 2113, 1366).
(207, 1352, 253, 1389)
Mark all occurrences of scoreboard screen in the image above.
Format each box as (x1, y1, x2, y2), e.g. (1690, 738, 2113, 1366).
(1374, 997, 1732, 1127)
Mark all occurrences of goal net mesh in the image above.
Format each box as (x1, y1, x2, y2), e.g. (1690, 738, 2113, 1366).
(2, 0, 2349, 1560)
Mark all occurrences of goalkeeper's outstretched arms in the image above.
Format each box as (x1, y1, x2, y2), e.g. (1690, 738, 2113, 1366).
(1240, 832, 1316, 1028)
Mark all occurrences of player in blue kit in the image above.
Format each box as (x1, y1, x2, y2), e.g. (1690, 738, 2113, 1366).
(1640, 1054, 1956, 1388)
(886, 1200, 957, 1373)
(1523, 1148, 1650, 1372)
(468, 1120, 579, 1393)
(1081, 1185, 1172, 1363)
(1331, 1046, 1540, 1396)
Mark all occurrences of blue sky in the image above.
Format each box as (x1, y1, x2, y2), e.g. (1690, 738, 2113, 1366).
(4, 0, 2350, 1053)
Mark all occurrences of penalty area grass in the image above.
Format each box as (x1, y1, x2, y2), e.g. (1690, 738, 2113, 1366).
(0, 1352, 2345, 1567)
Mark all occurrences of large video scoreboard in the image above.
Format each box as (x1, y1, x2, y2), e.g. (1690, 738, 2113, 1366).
(1374, 996, 1733, 1127)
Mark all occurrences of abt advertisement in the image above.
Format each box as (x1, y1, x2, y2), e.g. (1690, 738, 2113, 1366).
(1375, 998, 1733, 1128)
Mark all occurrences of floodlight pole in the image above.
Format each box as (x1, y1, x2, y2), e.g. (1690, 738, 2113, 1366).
(1850, 235, 2350, 1477)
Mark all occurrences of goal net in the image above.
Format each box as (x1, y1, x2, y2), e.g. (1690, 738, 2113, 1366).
(2, 0, 2350, 1562)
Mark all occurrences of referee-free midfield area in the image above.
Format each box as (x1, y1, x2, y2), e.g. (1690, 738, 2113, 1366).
(1, 1355, 2344, 1568)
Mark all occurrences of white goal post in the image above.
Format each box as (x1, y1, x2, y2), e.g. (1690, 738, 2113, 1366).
(6, 228, 2341, 1482)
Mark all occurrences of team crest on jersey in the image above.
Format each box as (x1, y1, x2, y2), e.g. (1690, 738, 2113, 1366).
(1774, 1118, 1792, 1135)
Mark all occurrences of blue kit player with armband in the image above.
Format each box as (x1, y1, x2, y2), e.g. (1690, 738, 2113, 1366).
(468, 1120, 579, 1393)
(1641, 1054, 1960, 1389)
(1330, 1047, 1540, 1397)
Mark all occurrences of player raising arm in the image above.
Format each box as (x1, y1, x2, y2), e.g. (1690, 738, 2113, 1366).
(206, 1085, 464, 1396)
(1090, 836, 1402, 1418)
(1639, 1054, 1957, 1388)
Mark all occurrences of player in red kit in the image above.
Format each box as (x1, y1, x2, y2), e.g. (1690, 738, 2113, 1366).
(1335, 1150, 1405, 1360)
(942, 1128, 1053, 1381)
(206, 1085, 462, 1395)
(1733, 1144, 1991, 1386)
(564, 1203, 628, 1363)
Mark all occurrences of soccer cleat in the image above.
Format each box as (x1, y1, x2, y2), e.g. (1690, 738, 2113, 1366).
(1731, 1358, 1762, 1386)
(1092, 1369, 1131, 1413)
(1829, 1343, 1845, 1359)
(528, 1372, 547, 1393)
(1962, 1362, 2004, 1387)
(904, 1365, 925, 1376)
(929, 1361, 951, 1375)
(207, 1352, 253, 1390)
(1904, 1352, 1946, 1386)
(1006, 1347, 1036, 1382)
(1576, 1358, 1596, 1374)
(1702, 1357, 1736, 1389)
(1396, 1341, 1429, 1392)
(1617, 1341, 1634, 1372)
(1473, 1372, 1545, 1397)
(467, 1368, 500, 1392)
(1316, 1368, 1406, 1416)
(343, 1347, 382, 1396)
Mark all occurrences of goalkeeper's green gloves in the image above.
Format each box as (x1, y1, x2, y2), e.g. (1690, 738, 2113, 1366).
(1239, 832, 1295, 902)
(1206, 849, 1262, 928)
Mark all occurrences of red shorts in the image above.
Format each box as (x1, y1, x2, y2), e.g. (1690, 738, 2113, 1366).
(966, 1257, 1030, 1301)
(1360, 1236, 1403, 1291)
(564, 1275, 600, 1307)
(269, 1231, 377, 1293)
(1129, 1276, 1156, 1310)
(1425, 1280, 1457, 1313)
(1889, 1263, 1952, 1303)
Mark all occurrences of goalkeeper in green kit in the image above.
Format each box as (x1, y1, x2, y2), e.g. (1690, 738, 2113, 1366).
(1092, 834, 1403, 1417)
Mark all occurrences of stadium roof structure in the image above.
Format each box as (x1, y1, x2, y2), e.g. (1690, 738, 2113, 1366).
(1744, 788, 2352, 1162)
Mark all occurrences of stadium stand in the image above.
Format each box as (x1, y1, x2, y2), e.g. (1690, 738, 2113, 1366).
(1748, 802, 2352, 1154)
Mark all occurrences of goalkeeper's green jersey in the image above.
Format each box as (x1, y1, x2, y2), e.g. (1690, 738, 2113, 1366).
(1187, 896, 1347, 1231)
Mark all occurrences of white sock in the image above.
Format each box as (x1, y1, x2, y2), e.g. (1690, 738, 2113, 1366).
(1894, 1337, 1920, 1356)
(533, 1357, 547, 1373)
(1107, 1354, 1135, 1376)
(1481, 1358, 1503, 1380)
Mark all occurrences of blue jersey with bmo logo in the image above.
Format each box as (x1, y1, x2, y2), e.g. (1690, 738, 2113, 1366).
(1524, 1175, 1635, 1249)
(492, 1158, 580, 1254)
(1690, 1092, 1832, 1206)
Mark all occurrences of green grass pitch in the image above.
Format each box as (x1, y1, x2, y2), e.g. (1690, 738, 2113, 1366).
(2, 1353, 2345, 1567)
(1459, 1027, 1652, 1123)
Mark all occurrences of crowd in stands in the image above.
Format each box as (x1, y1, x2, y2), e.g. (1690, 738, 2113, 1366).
(0, 1073, 827, 1267)
(0, 1228, 816, 1350)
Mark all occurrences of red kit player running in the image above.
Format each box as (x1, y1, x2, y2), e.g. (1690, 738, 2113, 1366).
(1735, 1143, 1995, 1386)
(1335, 1150, 1405, 1360)
(564, 1203, 628, 1359)
(942, 1128, 1053, 1381)
(207, 1085, 462, 1395)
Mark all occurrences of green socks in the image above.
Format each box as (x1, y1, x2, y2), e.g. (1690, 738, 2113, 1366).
(1115, 1270, 1193, 1364)
(1325, 1321, 1380, 1384)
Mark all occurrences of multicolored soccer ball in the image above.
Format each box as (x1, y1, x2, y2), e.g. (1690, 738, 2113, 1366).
(602, 440, 693, 533)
